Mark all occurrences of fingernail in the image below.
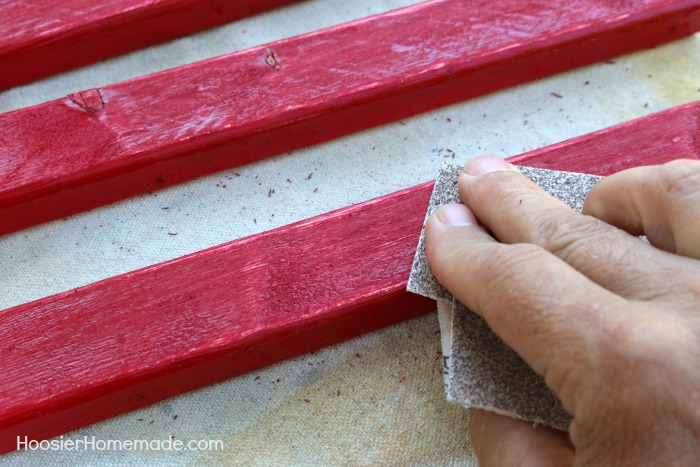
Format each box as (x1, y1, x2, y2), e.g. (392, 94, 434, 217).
(434, 203, 478, 227)
(464, 155, 515, 176)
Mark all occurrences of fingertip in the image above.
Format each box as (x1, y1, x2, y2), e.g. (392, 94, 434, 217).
(425, 204, 481, 264)
(464, 155, 519, 176)
(433, 203, 479, 227)
(469, 409, 574, 467)
(425, 204, 489, 292)
(458, 157, 523, 209)
(582, 178, 613, 218)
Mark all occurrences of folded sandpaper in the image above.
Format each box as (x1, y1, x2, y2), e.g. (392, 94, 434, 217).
(408, 163, 602, 431)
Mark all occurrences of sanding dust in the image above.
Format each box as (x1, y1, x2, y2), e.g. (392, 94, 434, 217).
(408, 163, 602, 431)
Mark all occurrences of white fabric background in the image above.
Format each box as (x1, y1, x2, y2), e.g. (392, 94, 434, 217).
(1, 0, 699, 464)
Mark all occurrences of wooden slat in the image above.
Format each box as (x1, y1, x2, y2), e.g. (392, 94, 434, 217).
(2, 0, 699, 236)
(508, 101, 700, 174)
(0, 0, 302, 90)
(1, 182, 436, 453)
(1, 101, 699, 452)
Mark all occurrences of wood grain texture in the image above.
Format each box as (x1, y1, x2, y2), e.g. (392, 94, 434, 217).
(2, 0, 700, 236)
(508, 101, 700, 174)
(0, 182, 436, 453)
(0, 0, 302, 90)
(1, 100, 699, 452)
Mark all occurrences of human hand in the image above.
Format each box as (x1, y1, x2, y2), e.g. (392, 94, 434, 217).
(424, 156, 700, 466)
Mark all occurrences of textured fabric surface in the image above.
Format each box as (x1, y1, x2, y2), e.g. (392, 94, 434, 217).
(1, 0, 699, 464)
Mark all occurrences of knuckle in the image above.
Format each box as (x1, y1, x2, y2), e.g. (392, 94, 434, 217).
(473, 243, 578, 345)
(472, 243, 546, 312)
(596, 311, 691, 395)
(476, 243, 544, 287)
(655, 159, 700, 199)
(688, 277, 700, 303)
(651, 265, 700, 304)
(532, 212, 618, 265)
(543, 357, 581, 405)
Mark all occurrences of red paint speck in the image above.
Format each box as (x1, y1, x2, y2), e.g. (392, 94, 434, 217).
(304, 399, 310, 403)
(355, 353, 362, 359)
(307, 172, 313, 180)
(172, 415, 178, 420)
(438, 148, 456, 159)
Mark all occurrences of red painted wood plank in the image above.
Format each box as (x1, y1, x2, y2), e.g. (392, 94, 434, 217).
(0, 182, 437, 453)
(1, 101, 699, 453)
(507, 100, 700, 175)
(0, 0, 302, 90)
(2, 0, 699, 236)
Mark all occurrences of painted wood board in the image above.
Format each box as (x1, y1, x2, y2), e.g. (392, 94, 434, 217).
(2, 0, 699, 236)
(508, 101, 700, 174)
(0, 181, 436, 454)
(1, 100, 699, 453)
(0, 0, 302, 91)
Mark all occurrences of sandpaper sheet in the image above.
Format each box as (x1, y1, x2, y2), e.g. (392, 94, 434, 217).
(409, 163, 602, 430)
